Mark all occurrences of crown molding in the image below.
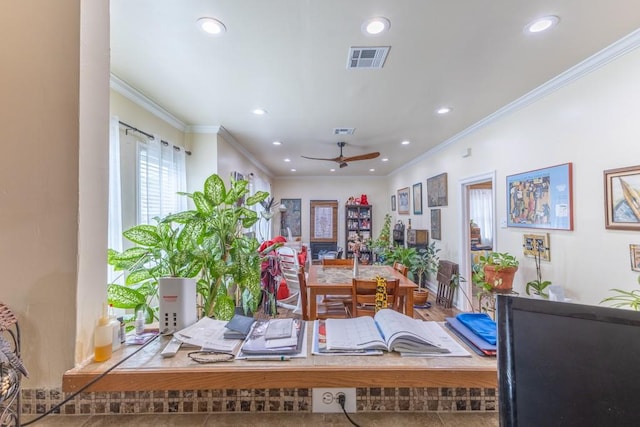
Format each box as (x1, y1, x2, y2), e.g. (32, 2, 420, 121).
(392, 28, 640, 176)
(215, 126, 273, 178)
(110, 74, 187, 131)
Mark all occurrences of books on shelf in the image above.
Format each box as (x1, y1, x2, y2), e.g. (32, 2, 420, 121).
(324, 309, 470, 356)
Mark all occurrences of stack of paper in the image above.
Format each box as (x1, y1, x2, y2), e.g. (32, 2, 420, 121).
(445, 313, 497, 356)
(173, 317, 242, 353)
(238, 318, 306, 358)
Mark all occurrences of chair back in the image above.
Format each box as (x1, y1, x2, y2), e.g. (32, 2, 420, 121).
(393, 262, 409, 277)
(351, 277, 400, 317)
(277, 246, 299, 270)
(322, 258, 354, 266)
(296, 266, 309, 320)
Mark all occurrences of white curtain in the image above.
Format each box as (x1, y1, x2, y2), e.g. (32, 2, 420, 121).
(136, 136, 187, 225)
(108, 116, 123, 284)
(469, 189, 493, 248)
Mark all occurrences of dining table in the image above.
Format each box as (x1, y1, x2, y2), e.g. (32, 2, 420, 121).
(306, 264, 418, 320)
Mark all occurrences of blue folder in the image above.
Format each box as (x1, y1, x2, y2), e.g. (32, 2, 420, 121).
(445, 317, 496, 356)
(454, 313, 497, 345)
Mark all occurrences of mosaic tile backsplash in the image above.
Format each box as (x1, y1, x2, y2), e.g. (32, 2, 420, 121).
(21, 387, 497, 415)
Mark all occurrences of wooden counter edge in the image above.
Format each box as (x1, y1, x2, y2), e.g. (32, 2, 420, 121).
(63, 365, 497, 392)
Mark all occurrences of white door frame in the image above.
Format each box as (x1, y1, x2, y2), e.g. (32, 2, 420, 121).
(458, 171, 497, 311)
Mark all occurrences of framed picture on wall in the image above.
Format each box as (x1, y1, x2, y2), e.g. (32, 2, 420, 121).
(280, 198, 302, 237)
(397, 187, 410, 214)
(413, 182, 423, 215)
(630, 244, 640, 272)
(507, 163, 573, 230)
(604, 165, 640, 230)
(391, 195, 396, 211)
(427, 173, 448, 207)
(430, 209, 441, 240)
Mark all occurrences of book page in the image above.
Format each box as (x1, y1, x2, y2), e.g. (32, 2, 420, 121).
(399, 322, 471, 357)
(374, 309, 447, 353)
(325, 317, 386, 350)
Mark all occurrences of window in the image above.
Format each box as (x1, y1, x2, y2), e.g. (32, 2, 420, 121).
(136, 137, 187, 224)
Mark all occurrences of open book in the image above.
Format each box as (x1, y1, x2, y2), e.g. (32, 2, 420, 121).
(325, 309, 468, 355)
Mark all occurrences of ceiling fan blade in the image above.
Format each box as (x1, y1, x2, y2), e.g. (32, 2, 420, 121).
(341, 152, 380, 162)
(301, 155, 340, 162)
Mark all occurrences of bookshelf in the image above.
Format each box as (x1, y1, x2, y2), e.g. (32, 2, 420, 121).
(345, 204, 372, 262)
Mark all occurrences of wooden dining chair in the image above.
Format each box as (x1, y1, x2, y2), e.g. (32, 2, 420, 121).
(351, 277, 400, 317)
(298, 266, 350, 320)
(393, 262, 409, 277)
(322, 258, 354, 266)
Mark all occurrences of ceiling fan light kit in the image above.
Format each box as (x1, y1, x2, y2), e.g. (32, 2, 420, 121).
(301, 142, 380, 168)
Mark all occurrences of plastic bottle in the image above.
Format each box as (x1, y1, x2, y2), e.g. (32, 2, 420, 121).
(108, 304, 121, 351)
(94, 305, 113, 362)
(135, 309, 145, 336)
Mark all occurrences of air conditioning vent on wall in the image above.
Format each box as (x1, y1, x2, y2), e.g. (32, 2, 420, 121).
(347, 46, 390, 69)
(333, 128, 355, 135)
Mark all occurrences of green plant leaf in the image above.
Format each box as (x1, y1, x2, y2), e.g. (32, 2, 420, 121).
(205, 174, 226, 206)
(192, 191, 213, 215)
(108, 284, 146, 308)
(123, 225, 160, 246)
(126, 269, 154, 285)
(212, 294, 235, 320)
(246, 191, 269, 206)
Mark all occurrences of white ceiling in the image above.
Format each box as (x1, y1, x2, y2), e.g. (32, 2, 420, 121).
(110, 1, 640, 177)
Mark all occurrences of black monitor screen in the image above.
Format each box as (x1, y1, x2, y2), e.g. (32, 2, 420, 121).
(497, 295, 640, 427)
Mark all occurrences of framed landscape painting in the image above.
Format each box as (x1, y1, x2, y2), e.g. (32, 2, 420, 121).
(413, 182, 423, 215)
(507, 163, 573, 230)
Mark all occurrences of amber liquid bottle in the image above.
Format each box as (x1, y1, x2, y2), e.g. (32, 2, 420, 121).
(94, 315, 113, 362)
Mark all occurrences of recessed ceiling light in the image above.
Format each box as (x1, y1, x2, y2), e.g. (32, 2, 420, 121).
(401, 140, 411, 145)
(369, 168, 375, 172)
(284, 158, 290, 162)
(525, 16, 559, 33)
(330, 168, 336, 172)
(252, 108, 267, 115)
(362, 17, 390, 35)
(290, 169, 296, 172)
(197, 17, 226, 35)
(436, 106, 452, 115)
(381, 158, 389, 162)
(272, 141, 282, 146)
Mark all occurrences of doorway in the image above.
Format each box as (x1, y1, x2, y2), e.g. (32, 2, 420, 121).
(458, 171, 496, 311)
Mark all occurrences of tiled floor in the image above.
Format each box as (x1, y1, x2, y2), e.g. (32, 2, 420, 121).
(22, 412, 499, 426)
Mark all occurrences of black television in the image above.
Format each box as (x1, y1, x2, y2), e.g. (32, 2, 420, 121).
(497, 295, 640, 427)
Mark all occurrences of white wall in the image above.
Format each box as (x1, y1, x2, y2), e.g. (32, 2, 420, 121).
(387, 44, 640, 308)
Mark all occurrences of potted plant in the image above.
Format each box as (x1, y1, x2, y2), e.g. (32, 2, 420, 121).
(525, 243, 551, 298)
(166, 173, 270, 320)
(601, 275, 640, 310)
(107, 218, 202, 324)
(472, 251, 519, 293)
(370, 213, 392, 263)
(411, 243, 440, 305)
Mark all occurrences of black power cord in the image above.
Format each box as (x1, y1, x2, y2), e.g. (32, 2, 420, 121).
(338, 393, 361, 427)
(22, 333, 162, 426)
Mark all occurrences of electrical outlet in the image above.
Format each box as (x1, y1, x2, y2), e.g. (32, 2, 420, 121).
(312, 388, 356, 413)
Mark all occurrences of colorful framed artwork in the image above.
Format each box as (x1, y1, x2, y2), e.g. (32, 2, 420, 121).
(391, 195, 396, 212)
(507, 163, 573, 230)
(630, 244, 640, 272)
(430, 209, 441, 240)
(523, 233, 550, 261)
(604, 165, 640, 230)
(413, 182, 423, 215)
(397, 187, 410, 214)
(427, 173, 448, 207)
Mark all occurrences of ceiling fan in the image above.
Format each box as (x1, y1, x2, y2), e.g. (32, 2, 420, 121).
(301, 142, 380, 168)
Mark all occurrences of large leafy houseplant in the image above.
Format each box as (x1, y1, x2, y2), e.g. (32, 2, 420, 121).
(166, 174, 269, 320)
(107, 218, 202, 322)
(472, 251, 519, 292)
(411, 242, 440, 287)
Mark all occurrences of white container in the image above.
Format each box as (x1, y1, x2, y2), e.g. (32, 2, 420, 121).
(135, 309, 145, 336)
(94, 316, 113, 362)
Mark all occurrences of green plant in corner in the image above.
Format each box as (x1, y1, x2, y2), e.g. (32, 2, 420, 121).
(370, 213, 392, 263)
(411, 242, 440, 287)
(166, 173, 270, 320)
(107, 218, 202, 323)
(601, 275, 640, 311)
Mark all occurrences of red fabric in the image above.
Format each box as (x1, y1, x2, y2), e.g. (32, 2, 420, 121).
(277, 279, 290, 300)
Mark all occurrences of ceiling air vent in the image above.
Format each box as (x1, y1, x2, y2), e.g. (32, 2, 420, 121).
(333, 128, 355, 135)
(347, 46, 390, 69)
